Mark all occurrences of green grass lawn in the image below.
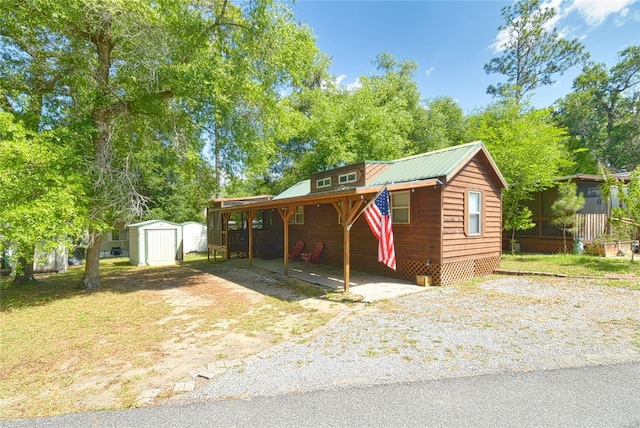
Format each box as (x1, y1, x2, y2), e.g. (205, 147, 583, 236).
(0, 254, 337, 419)
(499, 253, 640, 289)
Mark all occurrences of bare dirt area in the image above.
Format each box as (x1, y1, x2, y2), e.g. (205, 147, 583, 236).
(116, 260, 346, 402)
(0, 259, 346, 419)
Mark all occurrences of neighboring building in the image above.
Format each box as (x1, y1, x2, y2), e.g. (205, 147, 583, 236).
(128, 220, 183, 266)
(33, 246, 68, 273)
(510, 173, 631, 254)
(181, 221, 207, 253)
(0, 246, 68, 274)
(99, 222, 130, 258)
(207, 142, 507, 286)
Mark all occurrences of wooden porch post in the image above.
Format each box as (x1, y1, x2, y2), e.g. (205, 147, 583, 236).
(333, 198, 365, 293)
(343, 222, 350, 293)
(222, 212, 230, 260)
(277, 207, 295, 276)
(246, 210, 255, 266)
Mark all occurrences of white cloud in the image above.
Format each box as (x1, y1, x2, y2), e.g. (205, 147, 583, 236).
(335, 74, 347, 85)
(346, 78, 362, 92)
(570, 0, 636, 26)
(489, 0, 637, 52)
(425, 67, 435, 77)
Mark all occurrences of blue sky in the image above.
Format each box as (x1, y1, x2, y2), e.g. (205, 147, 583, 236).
(291, 0, 640, 113)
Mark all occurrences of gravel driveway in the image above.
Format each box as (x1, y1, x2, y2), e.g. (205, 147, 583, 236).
(181, 276, 640, 403)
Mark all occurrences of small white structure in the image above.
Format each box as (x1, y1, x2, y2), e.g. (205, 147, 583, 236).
(99, 222, 130, 258)
(34, 247, 68, 273)
(181, 221, 207, 253)
(128, 220, 183, 266)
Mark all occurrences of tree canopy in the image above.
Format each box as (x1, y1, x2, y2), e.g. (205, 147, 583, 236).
(555, 46, 640, 172)
(466, 101, 572, 237)
(1, 0, 323, 287)
(485, 0, 588, 103)
(1, 0, 636, 286)
(0, 112, 87, 282)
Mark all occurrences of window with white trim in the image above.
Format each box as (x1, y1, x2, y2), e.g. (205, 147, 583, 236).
(391, 191, 410, 224)
(338, 172, 357, 185)
(316, 177, 331, 189)
(468, 191, 481, 235)
(111, 229, 127, 241)
(288, 205, 304, 224)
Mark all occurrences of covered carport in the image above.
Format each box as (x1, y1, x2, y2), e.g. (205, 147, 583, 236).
(207, 179, 438, 293)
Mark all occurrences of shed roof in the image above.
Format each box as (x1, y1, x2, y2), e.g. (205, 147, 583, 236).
(555, 172, 630, 183)
(128, 219, 181, 228)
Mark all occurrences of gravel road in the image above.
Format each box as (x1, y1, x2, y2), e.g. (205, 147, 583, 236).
(179, 276, 640, 404)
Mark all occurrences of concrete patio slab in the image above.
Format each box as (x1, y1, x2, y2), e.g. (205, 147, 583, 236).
(252, 258, 428, 302)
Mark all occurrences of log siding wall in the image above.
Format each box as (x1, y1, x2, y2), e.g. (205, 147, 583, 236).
(441, 156, 503, 263)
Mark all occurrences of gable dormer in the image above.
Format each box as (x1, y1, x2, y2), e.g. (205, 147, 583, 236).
(309, 161, 392, 193)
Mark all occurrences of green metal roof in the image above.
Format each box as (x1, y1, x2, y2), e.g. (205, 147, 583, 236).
(272, 141, 505, 201)
(368, 141, 488, 186)
(273, 179, 310, 200)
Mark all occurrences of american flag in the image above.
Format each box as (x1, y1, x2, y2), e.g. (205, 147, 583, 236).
(363, 187, 396, 270)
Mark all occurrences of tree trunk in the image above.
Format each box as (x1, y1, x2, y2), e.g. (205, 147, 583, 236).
(81, 230, 102, 289)
(14, 255, 35, 284)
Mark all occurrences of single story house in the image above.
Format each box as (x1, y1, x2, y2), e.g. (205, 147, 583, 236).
(128, 220, 183, 266)
(207, 141, 507, 288)
(509, 172, 631, 254)
(99, 222, 130, 258)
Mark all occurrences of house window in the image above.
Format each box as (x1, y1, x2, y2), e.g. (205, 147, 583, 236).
(468, 191, 482, 236)
(316, 177, 331, 189)
(111, 229, 127, 241)
(288, 205, 304, 224)
(338, 172, 357, 185)
(391, 191, 410, 224)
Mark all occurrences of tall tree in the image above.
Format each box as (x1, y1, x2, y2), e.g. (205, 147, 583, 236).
(0, 112, 87, 282)
(555, 46, 640, 172)
(1, 0, 321, 288)
(277, 53, 431, 184)
(419, 96, 466, 151)
(611, 166, 640, 262)
(485, 0, 587, 103)
(551, 181, 585, 255)
(466, 101, 572, 240)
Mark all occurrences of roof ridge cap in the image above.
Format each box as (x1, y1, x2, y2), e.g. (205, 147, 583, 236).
(392, 141, 483, 163)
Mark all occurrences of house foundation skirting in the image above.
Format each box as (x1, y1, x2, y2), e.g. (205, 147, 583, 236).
(520, 240, 565, 254)
(323, 251, 501, 286)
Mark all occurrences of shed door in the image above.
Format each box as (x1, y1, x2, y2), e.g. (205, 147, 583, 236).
(145, 229, 176, 265)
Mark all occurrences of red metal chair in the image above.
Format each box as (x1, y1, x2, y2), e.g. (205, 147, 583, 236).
(300, 241, 323, 266)
(288, 240, 305, 262)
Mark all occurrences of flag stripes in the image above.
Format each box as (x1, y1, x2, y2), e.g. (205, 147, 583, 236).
(363, 187, 396, 270)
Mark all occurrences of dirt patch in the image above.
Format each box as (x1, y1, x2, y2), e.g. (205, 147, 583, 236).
(114, 261, 346, 403)
(0, 259, 346, 420)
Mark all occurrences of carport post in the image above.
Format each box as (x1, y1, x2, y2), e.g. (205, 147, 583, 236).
(343, 222, 350, 293)
(333, 197, 365, 294)
(246, 210, 255, 266)
(277, 207, 295, 276)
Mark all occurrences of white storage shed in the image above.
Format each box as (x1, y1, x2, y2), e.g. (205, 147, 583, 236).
(181, 221, 207, 253)
(128, 220, 183, 266)
(33, 247, 68, 273)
